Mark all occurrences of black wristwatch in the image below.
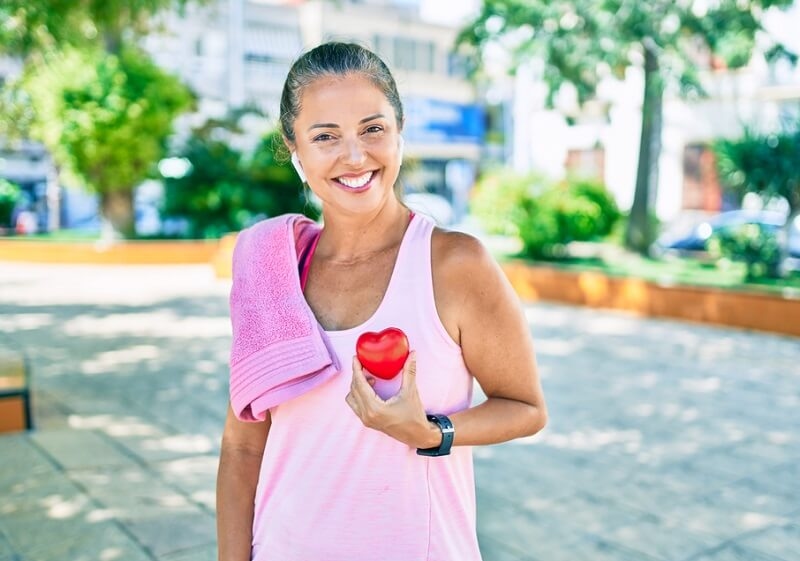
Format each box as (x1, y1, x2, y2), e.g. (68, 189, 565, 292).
(416, 414, 454, 457)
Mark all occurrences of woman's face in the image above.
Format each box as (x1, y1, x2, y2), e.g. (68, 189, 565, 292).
(290, 74, 403, 217)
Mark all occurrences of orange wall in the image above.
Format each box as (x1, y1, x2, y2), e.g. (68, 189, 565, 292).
(0, 239, 219, 265)
(502, 261, 800, 338)
(2, 238, 797, 338)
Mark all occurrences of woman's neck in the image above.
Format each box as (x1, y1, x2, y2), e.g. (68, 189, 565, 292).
(317, 203, 411, 264)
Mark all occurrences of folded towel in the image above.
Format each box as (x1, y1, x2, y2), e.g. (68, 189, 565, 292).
(229, 214, 340, 421)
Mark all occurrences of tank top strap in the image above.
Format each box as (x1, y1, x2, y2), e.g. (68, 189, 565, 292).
(379, 212, 436, 313)
(393, 211, 434, 278)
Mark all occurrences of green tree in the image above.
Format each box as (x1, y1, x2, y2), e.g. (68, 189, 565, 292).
(0, 1, 198, 57)
(0, 179, 22, 229)
(715, 127, 800, 216)
(714, 126, 800, 275)
(23, 46, 193, 237)
(163, 114, 316, 238)
(458, 0, 795, 254)
(0, 0, 202, 237)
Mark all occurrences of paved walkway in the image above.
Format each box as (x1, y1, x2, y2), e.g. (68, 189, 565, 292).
(0, 263, 797, 561)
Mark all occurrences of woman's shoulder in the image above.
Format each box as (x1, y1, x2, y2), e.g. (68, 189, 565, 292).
(430, 227, 500, 289)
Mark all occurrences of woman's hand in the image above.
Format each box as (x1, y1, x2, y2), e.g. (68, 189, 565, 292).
(345, 351, 441, 449)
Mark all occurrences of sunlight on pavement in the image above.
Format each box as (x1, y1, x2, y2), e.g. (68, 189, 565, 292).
(0, 313, 55, 331)
(42, 495, 91, 520)
(68, 415, 160, 438)
(533, 337, 583, 356)
(79, 345, 161, 375)
(63, 312, 230, 338)
(536, 428, 643, 452)
(140, 434, 214, 454)
(680, 376, 722, 392)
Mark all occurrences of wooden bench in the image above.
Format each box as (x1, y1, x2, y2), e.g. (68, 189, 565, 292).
(0, 344, 32, 433)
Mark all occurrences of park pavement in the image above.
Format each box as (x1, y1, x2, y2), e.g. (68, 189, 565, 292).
(0, 262, 798, 561)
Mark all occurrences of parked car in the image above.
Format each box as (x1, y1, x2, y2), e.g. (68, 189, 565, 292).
(653, 209, 800, 260)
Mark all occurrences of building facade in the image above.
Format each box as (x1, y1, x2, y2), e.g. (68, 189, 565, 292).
(145, 0, 482, 222)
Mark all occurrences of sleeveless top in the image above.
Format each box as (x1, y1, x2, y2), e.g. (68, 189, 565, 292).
(251, 214, 482, 561)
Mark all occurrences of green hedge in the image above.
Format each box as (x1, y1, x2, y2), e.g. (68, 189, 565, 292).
(471, 170, 620, 259)
(0, 178, 21, 228)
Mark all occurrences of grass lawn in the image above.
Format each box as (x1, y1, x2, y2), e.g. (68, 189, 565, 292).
(25, 230, 103, 241)
(498, 241, 800, 296)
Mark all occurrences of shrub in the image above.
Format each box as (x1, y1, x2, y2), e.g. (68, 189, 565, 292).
(163, 118, 316, 238)
(471, 170, 620, 258)
(0, 178, 22, 228)
(708, 223, 782, 280)
(470, 168, 550, 237)
(518, 178, 621, 259)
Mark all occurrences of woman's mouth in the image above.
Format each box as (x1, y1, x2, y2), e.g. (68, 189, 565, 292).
(334, 171, 375, 191)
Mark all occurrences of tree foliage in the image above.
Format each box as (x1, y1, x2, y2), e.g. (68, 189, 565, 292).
(0, 179, 22, 228)
(714, 127, 800, 215)
(713, 125, 800, 278)
(471, 169, 620, 258)
(0, 0, 198, 56)
(163, 114, 317, 239)
(23, 46, 194, 236)
(0, 0, 204, 237)
(458, 0, 795, 254)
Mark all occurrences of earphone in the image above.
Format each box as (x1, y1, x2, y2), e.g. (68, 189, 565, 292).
(290, 151, 307, 183)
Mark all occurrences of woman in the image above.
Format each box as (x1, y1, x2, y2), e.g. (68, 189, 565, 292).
(217, 42, 547, 561)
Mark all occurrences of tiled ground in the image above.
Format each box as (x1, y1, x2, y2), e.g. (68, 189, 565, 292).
(0, 263, 797, 561)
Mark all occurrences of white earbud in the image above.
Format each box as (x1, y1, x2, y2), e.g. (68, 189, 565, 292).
(398, 136, 404, 165)
(291, 151, 307, 183)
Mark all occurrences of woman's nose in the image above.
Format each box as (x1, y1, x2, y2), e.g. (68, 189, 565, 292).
(341, 138, 366, 166)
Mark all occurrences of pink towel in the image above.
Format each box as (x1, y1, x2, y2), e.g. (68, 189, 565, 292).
(228, 214, 341, 421)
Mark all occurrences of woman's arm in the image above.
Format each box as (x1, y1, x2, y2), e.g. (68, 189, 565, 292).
(344, 231, 547, 449)
(437, 231, 547, 446)
(216, 404, 270, 561)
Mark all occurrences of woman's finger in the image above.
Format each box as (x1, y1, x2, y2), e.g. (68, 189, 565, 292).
(400, 351, 417, 393)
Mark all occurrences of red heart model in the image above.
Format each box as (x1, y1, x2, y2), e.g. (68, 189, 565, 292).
(356, 327, 410, 380)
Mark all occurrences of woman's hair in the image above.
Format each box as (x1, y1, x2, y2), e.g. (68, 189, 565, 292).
(280, 42, 404, 144)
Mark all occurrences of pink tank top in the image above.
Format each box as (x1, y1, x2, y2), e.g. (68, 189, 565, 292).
(251, 214, 482, 561)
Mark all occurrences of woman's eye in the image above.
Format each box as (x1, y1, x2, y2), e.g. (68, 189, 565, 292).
(364, 125, 383, 134)
(313, 133, 334, 142)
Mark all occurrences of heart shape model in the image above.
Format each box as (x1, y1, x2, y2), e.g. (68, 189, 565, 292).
(356, 327, 410, 380)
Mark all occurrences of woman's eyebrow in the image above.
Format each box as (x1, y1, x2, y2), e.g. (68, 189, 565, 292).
(359, 113, 385, 123)
(308, 122, 339, 131)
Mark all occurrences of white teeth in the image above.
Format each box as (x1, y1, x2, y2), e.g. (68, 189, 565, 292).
(337, 171, 373, 188)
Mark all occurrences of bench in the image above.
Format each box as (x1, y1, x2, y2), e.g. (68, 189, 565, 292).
(0, 344, 32, 433)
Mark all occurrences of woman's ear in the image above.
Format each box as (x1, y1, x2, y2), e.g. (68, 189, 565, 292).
(398, 136, 404, 164)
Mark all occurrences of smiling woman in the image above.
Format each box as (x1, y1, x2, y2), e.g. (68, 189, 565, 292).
(216, 42, 547, 561)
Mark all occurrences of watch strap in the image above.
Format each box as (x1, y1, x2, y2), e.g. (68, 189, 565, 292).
(416, 414, 454, 457)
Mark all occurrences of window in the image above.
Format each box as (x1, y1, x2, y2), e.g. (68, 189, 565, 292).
(447, 52, 470, 78)
(418, 41, 436, 74)
(393, 37, 416, 71)
(374, 34, 393, 64)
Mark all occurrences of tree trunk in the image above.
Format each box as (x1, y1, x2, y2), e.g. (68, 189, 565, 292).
(625, 40, 664, 255)
(100, 190, 135, 239)
(778, 208, 799, 277)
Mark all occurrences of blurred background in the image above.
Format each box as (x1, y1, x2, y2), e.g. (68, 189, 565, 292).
(1, 0, 798, 282)
(1, 1, 799, 560)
